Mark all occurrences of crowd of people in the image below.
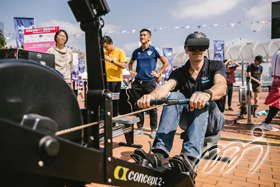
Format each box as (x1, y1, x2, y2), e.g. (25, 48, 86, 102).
(47, 28, 280, 174)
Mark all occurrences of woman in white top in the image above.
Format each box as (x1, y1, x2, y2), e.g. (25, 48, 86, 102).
(47, 29, 73, 85)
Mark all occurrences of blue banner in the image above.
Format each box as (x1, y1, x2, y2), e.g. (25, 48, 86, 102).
(213, 40, 224, 61)
(13, 17, 34, 48)
(162, 48, 173, 81)
(78, 61, 86, 74)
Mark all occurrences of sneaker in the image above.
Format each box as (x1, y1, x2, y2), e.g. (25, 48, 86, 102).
(134, 130, 143, 137)
(237, 113, 243, 119)
(253, 113, 259, 118)
(260, 122, 279, 131)
(228, 107, 234, 111)
(150, 132, 156, 139)
(133, 149, 163, 168)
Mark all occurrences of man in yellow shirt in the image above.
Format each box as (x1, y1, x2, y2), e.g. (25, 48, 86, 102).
(103, 36, 127, 124)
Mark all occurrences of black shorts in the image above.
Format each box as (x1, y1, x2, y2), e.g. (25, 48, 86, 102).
(252, 82, 261, 93)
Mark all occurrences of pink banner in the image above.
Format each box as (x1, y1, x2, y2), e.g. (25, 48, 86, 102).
(24, 26, 60, 53)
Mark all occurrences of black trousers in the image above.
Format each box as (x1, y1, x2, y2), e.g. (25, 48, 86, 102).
(100, 82, 121, 126)
(108, 82, 121, 117)
(265, 106, 279, 124)
(226, 84, 233, 107)
(131, 79, 157, 131)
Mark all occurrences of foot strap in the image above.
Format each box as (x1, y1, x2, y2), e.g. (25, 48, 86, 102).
(169, 155, 197, 180)
(130, 148, 162, 168)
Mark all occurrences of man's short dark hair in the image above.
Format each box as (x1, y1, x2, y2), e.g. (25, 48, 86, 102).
(54, 29, 68, 44)
(103, 35, 113, 44)
(140, 29, 151, 36)
(255, 55, 263, 63)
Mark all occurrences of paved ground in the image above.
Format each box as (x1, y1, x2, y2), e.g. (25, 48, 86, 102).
(78, 90, 280, 187)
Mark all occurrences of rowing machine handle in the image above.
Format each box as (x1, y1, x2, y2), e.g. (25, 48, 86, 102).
(150, 99, 210, 107)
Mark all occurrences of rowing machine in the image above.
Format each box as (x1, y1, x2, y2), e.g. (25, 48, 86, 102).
(234, 61, 261, 125)
(0, 1, 195, 187)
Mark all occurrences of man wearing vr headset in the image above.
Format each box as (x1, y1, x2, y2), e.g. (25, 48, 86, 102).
(133, 31, 227, 175)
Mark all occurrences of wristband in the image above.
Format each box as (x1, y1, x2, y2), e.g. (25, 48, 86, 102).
(157, 73, 162, 79)
(111, 60, 114, 63)
(203, 89, 212, 101)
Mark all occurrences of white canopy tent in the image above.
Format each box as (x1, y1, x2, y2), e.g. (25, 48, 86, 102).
(173, 40, 280, 65)
(172, 40, 280, 87)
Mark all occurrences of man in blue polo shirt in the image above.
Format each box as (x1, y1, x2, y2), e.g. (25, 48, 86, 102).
(128, 28, 168, 139)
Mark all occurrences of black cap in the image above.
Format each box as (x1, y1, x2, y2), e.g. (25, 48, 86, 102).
(255, 55, 263, 63)
(184, 31, 209, 51)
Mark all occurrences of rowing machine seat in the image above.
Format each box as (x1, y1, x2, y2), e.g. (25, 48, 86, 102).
(179, 108, 230, 163)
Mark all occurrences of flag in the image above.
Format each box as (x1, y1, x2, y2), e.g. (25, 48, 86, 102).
(213, 40, 225, 61)
(13, 17, 34, 48)
(162, 48, 173, 81)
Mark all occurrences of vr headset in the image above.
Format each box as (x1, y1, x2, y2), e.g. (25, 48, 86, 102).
(184, 31, 209, 51)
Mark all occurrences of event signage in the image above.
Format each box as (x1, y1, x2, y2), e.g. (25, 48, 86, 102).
(71, 52, 79, 89)
(24, 26, 60, 53)
(162, 48, 173, 81)
(78, 61, 86, 74)
(213, 40, 225, 61)
(13, 17, 35, 48)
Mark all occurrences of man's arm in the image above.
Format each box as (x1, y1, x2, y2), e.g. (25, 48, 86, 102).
(151, 56, 169, 77)
(113, 50, 127, 69)
(113, 61, 126, 69)
(224, 59, 230, 66)
(111, 59, 126, 69)
(208, 73, 227, 100)
(158, 56, 169, 74)
(189, 73, 227, 111)
(104, 55, 126, 69)
(247, 72, 262, 85)
(128, 59, 138, 77)
(151, 56, 169, 83)
(225, 59, 239, 68)
(137, 79, 177, 109)
(231, 60, 240, 68)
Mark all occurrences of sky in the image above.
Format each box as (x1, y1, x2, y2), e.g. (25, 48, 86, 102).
(0, 0, 279, 56)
